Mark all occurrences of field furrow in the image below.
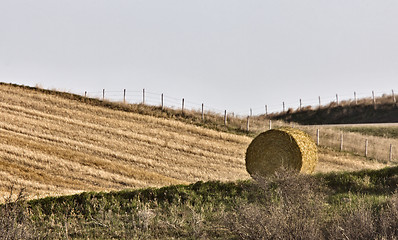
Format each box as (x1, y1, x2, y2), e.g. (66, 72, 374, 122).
(0, 84, 391, 202)
(0, 85, 253, 201)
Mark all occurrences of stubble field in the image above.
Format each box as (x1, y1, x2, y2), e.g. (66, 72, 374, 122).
(0, 84, 389, 201)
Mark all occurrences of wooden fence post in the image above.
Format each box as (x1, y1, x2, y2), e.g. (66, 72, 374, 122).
(365, 139, 368, 158)
(246, 116, 250, 132)
(142, 88, 145, 104)
(316, 129, 320, 146)
(84, 91, 87, 98)
(265, 105, 268, 116)
(336, 94, 339, 105)
(318, 96, 321, 109)
(123, 89, 126, 104)
(161, 93, 164, 111)
(182, 98, 185, 114)
(283, 102, 285, 112)
(224, 110, 227, 126)
(393, 90, 396, 103)
(340, 133, 344, 151)
(250, 108, 252, 117)
(103, 89, 105, 100)
(299, 99, 302, 110)
(390, 144, 393, 162)
(269, 120, 272, 130)
(201, 103, 204, 121)
(354, 92, 357, 105)
(372, 91, 376, 107)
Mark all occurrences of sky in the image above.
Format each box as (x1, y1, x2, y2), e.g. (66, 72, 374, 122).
(1, 0, 398, 115)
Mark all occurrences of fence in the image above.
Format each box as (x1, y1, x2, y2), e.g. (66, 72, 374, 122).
(83, 88, 397, 117)
(84, 88, 229, 117)
(251, 89, 397, 116)
(238, 118, 397, 163)
(81, 88, 397, 163)
(299, 125, 397, 163)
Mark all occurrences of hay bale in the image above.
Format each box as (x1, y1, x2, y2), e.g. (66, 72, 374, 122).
(245, 127, 318, 177)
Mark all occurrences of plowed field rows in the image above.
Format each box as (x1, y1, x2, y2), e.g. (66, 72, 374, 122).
(0, 84, 388, 201)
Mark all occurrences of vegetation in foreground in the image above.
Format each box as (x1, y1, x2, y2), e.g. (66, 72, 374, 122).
(1, 167, 398, 239)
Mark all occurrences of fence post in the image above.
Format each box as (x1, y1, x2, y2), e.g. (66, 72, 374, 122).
(201, 103, 204, 121)
(269, 120, 272, 130)
(182, 98, 185, 114)
(365, 139, 368, 158)
(336, 94, 339, 105)
(299, 99, 302, 110)
(316, 129, 320, 146)
(390, 144, 393, 162)
(265, 105, 268, 116)
(103, 89, 105, 100)
(250, 108, 252, 117)
(372, 91, 376, 107)
(123, 89, 126, 104)
(340, 133, 344, 151)
(283, 102, 285, 112)
(247, 116, 250, 132)
(393, 90, 396, 103)
(318, 96, 321, 109)
(354, 92, 357, 105)
(161, 93, 164, 111)
(84, 91, 87, 98)
(224, 110, 227, 126)
(142, 88, 145, 104)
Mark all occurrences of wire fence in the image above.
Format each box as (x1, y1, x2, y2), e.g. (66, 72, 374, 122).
(83, 88, 397, 117)
(232, 118, 397, 164)
(299, 125, 398, 163)
(84, 88, 232, 116)
(253, 90, 397, 115)
(79, 88, 398, 163)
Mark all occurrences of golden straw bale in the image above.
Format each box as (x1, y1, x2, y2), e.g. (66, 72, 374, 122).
(245, 127, 318, 177)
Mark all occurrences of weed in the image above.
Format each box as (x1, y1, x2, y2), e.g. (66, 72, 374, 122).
(0, 187, 34, 240)
(225, 169, 327, 239)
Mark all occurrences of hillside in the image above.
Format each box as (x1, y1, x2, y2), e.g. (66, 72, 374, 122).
(0, 83, 390, 201)
(269, 97, 398, 125)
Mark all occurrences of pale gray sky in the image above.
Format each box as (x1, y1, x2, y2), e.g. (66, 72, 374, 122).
(1, 0, 397, 115)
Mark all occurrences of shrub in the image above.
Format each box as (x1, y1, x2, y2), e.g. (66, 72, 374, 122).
(224, 169, 327, 240)
(0, 187, 34, 240)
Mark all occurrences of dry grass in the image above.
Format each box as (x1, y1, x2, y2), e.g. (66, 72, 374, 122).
(298, 125, 398, 163)
(0, 84, 392, 202)
(315, 147, 388, 173)
(0, 84, 251, 202)
(225, 168, 398, 240)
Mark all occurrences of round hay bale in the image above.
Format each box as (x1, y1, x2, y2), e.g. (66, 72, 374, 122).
(245, 127, 318, 177)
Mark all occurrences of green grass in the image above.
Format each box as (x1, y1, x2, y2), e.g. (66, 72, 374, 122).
(320, 167, 398, 214)
(2, 166, 398, 239)
(341, 126, 398, 139)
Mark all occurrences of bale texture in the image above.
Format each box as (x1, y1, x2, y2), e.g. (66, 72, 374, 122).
(245, 127, 318, 177)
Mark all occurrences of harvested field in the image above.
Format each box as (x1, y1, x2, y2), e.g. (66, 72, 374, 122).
(0, 84, 391, 201)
